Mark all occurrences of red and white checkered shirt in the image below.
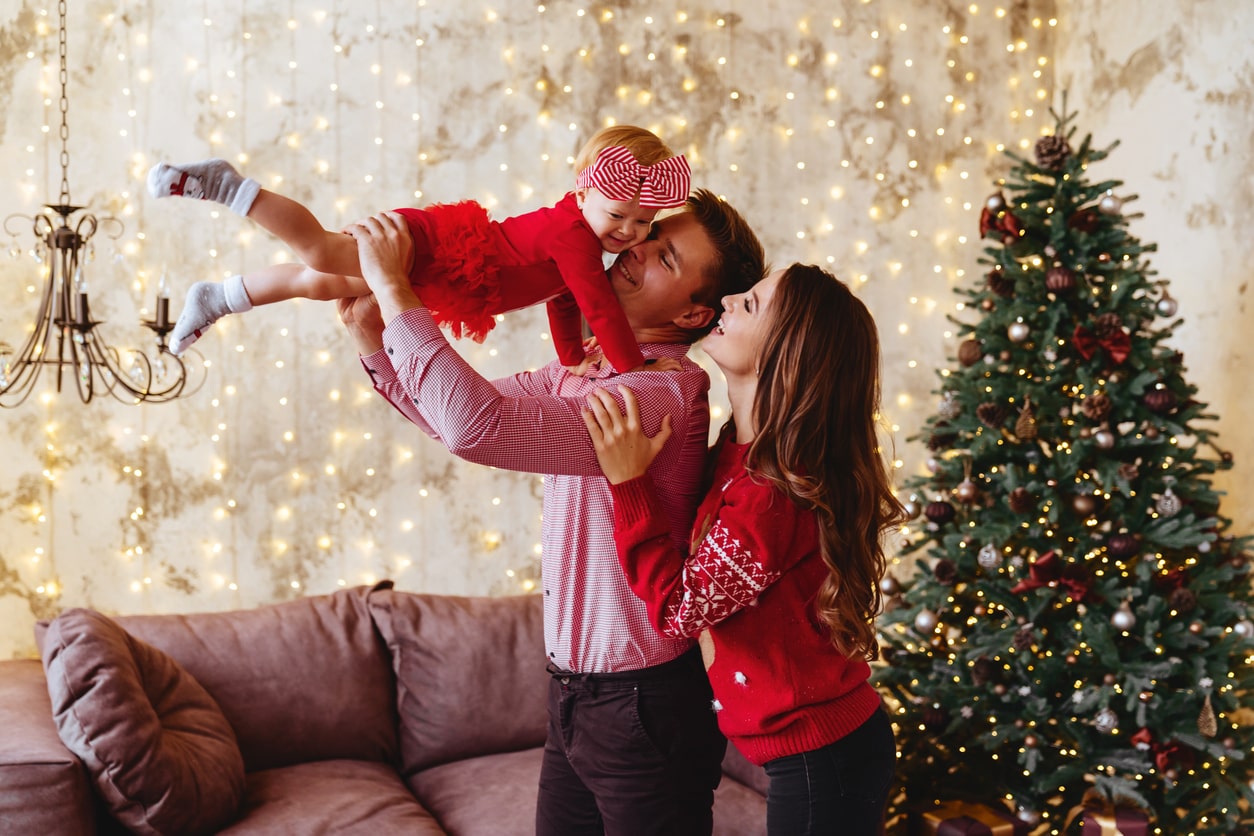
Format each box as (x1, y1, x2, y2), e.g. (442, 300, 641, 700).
(361, 307, 708, 672)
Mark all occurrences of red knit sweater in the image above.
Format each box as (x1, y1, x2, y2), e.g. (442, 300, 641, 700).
(609, 439, 882, 766)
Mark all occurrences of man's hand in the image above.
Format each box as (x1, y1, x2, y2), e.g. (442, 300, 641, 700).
(581, 385, 672, 485)
(345, 211, 423, 323)
(336, 293, 386, 354)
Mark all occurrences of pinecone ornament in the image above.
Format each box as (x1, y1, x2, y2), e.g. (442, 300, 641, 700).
(1034, 134, 1072, 170)
(987, 268, 1015, 298)
(1015, 401, 1038, 441)
(1094, 312, 1124, 338)
(1008, 486, 1034, 514)
(977, 402, 1008, 428)
(1081, 392, 1112, 421)
(927, 422, 957, 451)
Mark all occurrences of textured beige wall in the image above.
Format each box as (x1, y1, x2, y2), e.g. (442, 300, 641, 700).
(0, 0, 1246, 659)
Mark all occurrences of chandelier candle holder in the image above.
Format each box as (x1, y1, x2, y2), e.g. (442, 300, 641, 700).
(0, 0, 203, 407)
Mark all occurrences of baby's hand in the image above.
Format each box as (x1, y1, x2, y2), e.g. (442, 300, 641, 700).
(564, 354, 602, 377)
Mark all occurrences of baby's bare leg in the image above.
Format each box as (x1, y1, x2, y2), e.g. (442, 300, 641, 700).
(247, 193, 363, 279)
(242, 263, 369, 304)
(148, 158, 363, 277)
(168, 263, 369, 355)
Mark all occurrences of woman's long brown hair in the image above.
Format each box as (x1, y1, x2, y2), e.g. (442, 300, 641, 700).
(742, 264, 905, 660)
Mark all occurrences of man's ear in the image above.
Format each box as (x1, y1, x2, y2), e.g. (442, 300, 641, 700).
(674, 304, 714, 330)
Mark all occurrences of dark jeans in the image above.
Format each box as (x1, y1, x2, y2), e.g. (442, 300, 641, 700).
(763, 708, 895, 836)
(535, 648, 727, 836)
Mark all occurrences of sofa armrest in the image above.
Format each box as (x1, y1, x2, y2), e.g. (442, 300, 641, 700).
(0, 659, 97, 835)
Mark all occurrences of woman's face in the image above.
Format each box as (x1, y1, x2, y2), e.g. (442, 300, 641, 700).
(703, 268, 784, 378)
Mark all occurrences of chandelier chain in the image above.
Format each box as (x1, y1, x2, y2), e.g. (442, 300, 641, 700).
(57, 0, 70, 205)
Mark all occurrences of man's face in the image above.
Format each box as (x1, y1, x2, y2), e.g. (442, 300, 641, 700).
(608, 212, 717, 330)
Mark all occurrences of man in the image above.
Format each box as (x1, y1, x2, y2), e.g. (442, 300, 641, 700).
(339, 189, 765, 836)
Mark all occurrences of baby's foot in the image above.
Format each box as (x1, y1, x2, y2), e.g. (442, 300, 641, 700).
(170, 282, 233, 354)
(147, 159, 260, 216)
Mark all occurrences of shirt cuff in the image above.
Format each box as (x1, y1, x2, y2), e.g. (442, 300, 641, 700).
(359, 348, 394, 385)
(381, 307, 445, 370)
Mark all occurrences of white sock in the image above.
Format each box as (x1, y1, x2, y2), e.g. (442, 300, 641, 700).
(147, 159, 261, 217)
(169, 276, 252, 355)
(224, 275, 254, 313)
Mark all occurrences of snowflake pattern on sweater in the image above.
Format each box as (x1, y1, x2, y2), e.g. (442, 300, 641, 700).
(666, 520, 780, 633)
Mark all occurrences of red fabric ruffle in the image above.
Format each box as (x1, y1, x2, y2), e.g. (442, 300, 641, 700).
(418, 200, 501, 342)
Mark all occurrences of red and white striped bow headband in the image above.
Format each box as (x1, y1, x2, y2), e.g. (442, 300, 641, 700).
(575, 145, 691, 208)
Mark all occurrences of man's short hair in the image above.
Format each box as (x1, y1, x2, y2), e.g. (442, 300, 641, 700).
(680, 188, 767, 341)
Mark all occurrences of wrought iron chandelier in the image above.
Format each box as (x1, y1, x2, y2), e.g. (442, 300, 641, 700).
(0, 0, 204, 407)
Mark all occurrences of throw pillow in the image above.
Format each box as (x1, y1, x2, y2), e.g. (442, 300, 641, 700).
(40, 608, 246, 836)
(367, 589, 548, 774)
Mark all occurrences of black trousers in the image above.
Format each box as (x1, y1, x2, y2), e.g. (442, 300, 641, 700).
(535, 648, 727, 836)
(763, 708, 895, 836)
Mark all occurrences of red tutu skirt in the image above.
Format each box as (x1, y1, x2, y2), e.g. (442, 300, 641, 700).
(413, 200, 502, 342)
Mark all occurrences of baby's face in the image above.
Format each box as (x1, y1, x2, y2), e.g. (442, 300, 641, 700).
(577, 187, 659, 253)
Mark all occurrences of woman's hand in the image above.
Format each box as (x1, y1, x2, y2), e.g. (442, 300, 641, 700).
(581, 385, 672, 485)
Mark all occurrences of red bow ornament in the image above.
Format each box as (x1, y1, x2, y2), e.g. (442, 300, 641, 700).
(1010, 550, 1093, 601)
(1072, 324, 1131, 365)
(979, 201, 1021, 243)
(576, 145, 691, 208)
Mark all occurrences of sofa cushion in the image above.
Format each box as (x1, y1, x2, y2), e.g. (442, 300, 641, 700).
(0, 659, 97, 836)
(219, 759, 445, 835)
(368, 589, 547, 773)
(407, 747, 541, 836)
(41, 608, 246, 836)
(114, 585, 397, 772)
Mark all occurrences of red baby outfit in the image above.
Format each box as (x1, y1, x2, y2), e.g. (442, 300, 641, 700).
(608, 437, 883, 766)
(394, 192, 644, 373)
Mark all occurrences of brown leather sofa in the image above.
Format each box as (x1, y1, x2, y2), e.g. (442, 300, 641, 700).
(0, 582, 768, 835)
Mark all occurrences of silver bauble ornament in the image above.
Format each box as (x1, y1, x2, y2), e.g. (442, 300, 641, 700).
(1007, 322, 1030, 343)
(1156, 293, 1178, 317)
(1094, 429, 1116, 450)
(1111, 602, 1137, 631)
(914, 608, 940, 633)
(1098, 193, 1123, 214)
(986, 192, 1006, 211)
(1156, 487, 1182, 517)
(902, 499, 922, 520)
(879, 576, 901, 595)
(1233, 619, 1254, 639)
(1094, 707, 1118, 733)
(977, 543, 1002, 569)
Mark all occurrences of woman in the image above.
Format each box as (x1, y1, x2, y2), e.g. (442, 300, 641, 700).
(581, 263, 904, 835)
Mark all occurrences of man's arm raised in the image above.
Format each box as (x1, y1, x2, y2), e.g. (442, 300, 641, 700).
(343, 211, 704, 478)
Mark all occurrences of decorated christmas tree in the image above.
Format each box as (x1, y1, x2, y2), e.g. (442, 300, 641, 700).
(875, 104, 1254, 835)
